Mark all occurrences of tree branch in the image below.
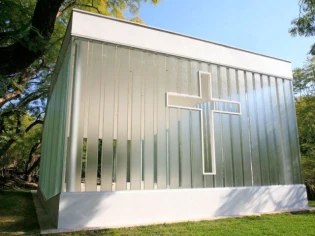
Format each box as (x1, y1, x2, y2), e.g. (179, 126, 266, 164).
(25, 155, 41, 177)
(0, 90, 23, 108)
(57, 0, 76, 17)
(0, 0, 64, 75)
(24, 140, 41, 181)
(25, 119, 44, 133)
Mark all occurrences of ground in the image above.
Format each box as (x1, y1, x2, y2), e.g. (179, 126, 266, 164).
(0, 190, 314, 235)
(0, 190, 40, 235)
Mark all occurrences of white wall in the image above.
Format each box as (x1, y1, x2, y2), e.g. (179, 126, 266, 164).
(71, 10, 293, 79)
(57, 185, 308, 229)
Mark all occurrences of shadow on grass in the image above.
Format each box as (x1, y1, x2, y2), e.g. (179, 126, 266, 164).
(0, 190, 40, 235)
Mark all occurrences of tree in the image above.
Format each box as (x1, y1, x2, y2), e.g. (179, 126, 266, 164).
(293, 58, 315, 200)
(1, 0, 160, 111)
(290, 0, 315, 55)
(0, 0, 159, 76)
(0, 113, 42, 180)
(0, 0, 160, 183)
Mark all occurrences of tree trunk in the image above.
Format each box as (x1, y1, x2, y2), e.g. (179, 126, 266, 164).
(0, 0, 64, 75)
(25, 157, 41, 182)
(24, 140, 41, 181)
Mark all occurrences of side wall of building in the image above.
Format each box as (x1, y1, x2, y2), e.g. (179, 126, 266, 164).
(64, 38, 301, 192)
(39, 46, 72, 200)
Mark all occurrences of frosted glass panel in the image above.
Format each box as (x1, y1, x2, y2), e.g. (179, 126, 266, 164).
(41, 38, 301, 196)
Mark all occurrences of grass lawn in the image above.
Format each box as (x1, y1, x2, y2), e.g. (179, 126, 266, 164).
(0, 190, 40, 235)
(0, 191, 314, 236)
(54, 210, 315, 236)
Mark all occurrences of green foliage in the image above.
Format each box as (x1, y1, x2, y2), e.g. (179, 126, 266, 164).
(0, 0, 160, 179)
(7, 115, 42, 170)
(290, 0, 315, 55)
(293, 58, 315, 199)
(0, 113, 42, 173)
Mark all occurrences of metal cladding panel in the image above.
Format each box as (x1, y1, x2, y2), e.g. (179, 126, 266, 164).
(237, 70, 253, 186)
(285, 80, 302, 184)
(59, 38, 302, 193)
(229, 69, 243, 187)
(219, 67, 234, 187)
(262, 76, 278, 185)
(39, 47, 71, 199)
(246, 72, 262, 186)
(254, 73, 270, 186)
(270, 77, 286, 184)
(277, 79, 294, 185)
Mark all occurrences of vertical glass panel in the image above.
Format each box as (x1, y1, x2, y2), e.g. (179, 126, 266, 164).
(229, 69, 243, 187)
(85, 42, 102, 191)
(277, 79, 293, 184)
(238, 70, 253, 186)
(190, 61, 203, 188)
(211, 65, 223, 187)
(143, 52, 155, 189)
(157, 55, 167, 189)
(201, 63, 213, 188)
(180, 109, 192, 188)
(263, 76, 278, 185)
(50, 77, 63, 196)
(168, 57, 180, 189)
(190, 109, 203, 188)
(63, 46, 74, 192)
(169, 108, 179, 188)
(254, 74, 270, 186)
(220, 67, 233, 187)
(40, 46, 71, 198)
(54, 59, 69, 195)
(246, 72, 261, 186)
(101, 45, 116, 191)
(83, 43, 91, 140)
(130, 49, 143, 190)
(46, 81, 57, 196)
(39, 91, 52, 192)
(270, 77, 285, 184)
(73, 40, 89, 191)
(116, 47, 130, 190)
(179, 59, 192, 188)
(284, 80, 301, 184)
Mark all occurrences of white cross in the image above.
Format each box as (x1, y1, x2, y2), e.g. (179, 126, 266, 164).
(166, 71, 241, 175)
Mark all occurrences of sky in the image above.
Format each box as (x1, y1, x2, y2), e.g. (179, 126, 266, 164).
(131, 0, 314, 69)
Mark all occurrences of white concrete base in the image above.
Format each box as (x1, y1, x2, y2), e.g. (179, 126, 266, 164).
(55, 185, 308, 229)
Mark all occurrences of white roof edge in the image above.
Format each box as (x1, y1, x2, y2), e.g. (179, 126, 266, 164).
(71, 9, 293, 79)
(72, 9, 290, 63)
